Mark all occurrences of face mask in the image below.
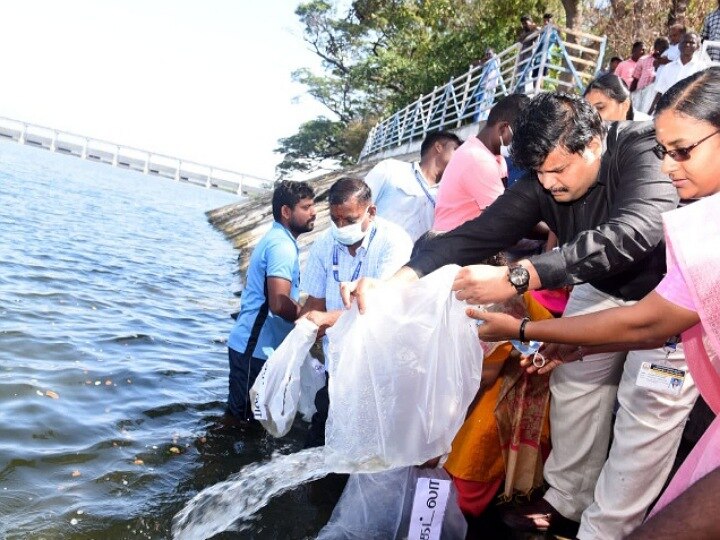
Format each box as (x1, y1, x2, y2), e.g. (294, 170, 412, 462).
(500, 126, 513, 158)
(331, 210, 368, 245)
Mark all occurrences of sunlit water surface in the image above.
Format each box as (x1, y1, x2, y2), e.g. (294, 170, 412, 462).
(0, 143, 331, 539)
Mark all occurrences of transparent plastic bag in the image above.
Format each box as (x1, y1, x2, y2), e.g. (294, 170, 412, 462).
(249, 317, 318, 437)
(317, 466, 467, 540)
(298, 355, 326, 422)
(324, 265, 484, 470)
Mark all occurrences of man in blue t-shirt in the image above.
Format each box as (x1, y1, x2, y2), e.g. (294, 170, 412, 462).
(226, 180, 316, 421)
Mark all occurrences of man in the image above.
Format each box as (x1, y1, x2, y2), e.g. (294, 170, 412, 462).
(225, 180, 316, 421)
(364, 130, 461, 243)
(543, 12, 554, 26)
(701, 1, 720, 62)
(434, 94, 530, 232)
(650, 32, 707, 113)
(630, 38, 669, 113)
(517, 15, 539, 86)
(345, 93, 697, 539)
(614, 41, 645, 87)
(598, 56, 622, 78)
(658, 23, 686, 67)
(300, 177, 412, 447)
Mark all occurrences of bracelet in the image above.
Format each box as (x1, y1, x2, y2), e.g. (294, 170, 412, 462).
(518, 317, 531, 342)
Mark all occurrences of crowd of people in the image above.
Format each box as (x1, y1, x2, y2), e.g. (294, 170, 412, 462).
(224, 17, 720, 540)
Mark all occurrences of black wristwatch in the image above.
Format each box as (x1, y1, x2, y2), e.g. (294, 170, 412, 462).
(507, 264, 530, 295)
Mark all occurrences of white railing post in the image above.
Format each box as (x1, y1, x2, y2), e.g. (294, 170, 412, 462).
(175, 160, 182, 181)
(144, 153, 150, 174)
(112, 146, 119, 166)
(50, 131, 58, 152)
(206, 168, 213, 188)
(19, 124, 26, 144)
(458, 65, 473, 126)
(81, 138, 88, 159)
(236, 175, 244, 195)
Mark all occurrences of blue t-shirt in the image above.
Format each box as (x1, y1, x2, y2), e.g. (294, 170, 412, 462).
(227, 222, 299, 360)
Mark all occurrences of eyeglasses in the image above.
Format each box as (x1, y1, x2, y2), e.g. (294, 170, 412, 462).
(653, 129, 720, 162)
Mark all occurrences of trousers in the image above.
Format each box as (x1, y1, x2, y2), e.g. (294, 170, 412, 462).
(542, 284, 698, 539)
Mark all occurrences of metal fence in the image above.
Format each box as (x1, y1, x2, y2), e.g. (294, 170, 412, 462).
(359, 25, 607, 161)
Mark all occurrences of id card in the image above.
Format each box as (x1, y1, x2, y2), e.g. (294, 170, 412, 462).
(635, 362, 685, 396)
(408, 477, 451, 540)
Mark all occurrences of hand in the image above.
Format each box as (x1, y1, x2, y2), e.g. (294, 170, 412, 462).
(452, 265, 516, 305)
(466, 308, 522, 341)
(299, 310, 333, 338)
(520, 343, 582, 375)
(340, 277, 382, 314)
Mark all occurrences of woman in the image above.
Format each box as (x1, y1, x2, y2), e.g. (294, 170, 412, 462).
(472, 67, 720, 533)
(584, 73, 652, 121)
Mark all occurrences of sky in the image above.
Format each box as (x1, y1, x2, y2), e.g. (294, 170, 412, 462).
(0, 1, 331, 180)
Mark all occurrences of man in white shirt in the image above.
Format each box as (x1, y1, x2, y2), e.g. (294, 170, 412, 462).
(300, 177, 413, 447)
(650, 32, 707, 113)
(364, 131, 461, 243)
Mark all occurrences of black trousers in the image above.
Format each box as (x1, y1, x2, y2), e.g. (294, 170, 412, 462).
(304, 374, 329, 448)
(227, 347, 265, 420)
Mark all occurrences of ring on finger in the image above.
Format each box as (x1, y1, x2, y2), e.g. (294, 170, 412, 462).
(532, 353, 547, 369)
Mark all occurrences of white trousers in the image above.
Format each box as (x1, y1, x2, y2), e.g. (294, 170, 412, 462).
(542, 284, 698, 540)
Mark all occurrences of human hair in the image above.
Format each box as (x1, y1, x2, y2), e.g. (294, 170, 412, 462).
(543, 12, 553, 20)
(654, 37, 670, 52)
(520, 14, 531, 22)
(584, 73, 634, 120)
(510, 92, 606, 170)
(272, 180, 315, 221)
(328, 177, 372, 206)
(632, 41, 644, 51)
(610, 56, 623, 64)
(486, 93, 532, 127)
(669, 23, 686, 33)
(420, 130, 462, 158)
(656, 66, 720, 129)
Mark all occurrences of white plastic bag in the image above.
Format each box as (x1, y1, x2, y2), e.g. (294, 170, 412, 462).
(324, 265, 483, 470)
(317, 466, 467, 540)
(298, 355, 326, 422)
(249, 317, 318, 437)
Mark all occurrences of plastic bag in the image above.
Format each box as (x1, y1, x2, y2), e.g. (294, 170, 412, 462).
(298, 355, 326, 422)
(249, 317, 318, 437)
(317, 466, 467, 540)
(324, 265, 483, 470)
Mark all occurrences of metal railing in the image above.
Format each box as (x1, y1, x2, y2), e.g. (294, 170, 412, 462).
(359, 25, 607, 160)
(0, 115, 273, 196)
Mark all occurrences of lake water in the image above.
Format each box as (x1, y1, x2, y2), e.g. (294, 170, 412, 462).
(0, 143, 334, 539)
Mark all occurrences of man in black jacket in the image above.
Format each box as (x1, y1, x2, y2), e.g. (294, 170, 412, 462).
(344, 93, 698, 539)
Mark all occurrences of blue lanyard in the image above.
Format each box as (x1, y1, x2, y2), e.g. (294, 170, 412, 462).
(413, 165, 436, 208)
(332, 226, 378, 282)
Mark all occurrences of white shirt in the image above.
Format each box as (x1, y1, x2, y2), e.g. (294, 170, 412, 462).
(364, 159, 437, 243)
(301, 217, 413, 367)
(655, 56, 708, 95)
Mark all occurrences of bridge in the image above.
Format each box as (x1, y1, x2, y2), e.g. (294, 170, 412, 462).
(359, 24, 607, 162)
(0, 116, 273, 196)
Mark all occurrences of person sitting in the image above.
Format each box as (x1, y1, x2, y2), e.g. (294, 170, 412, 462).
(364, 130, 461, 243)
(299, 177, 412, 447)
(225, 181, 316, 422)
(584, 73, 651, 121)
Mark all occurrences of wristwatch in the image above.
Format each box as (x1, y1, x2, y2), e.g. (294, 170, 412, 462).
(507, 264, 530, 295)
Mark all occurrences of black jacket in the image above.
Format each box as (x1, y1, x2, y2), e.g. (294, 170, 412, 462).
(408, 121, 677, 301)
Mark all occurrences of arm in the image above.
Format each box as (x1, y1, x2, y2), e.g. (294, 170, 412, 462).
(527, 126, 678, 290)
(298, 295, 340, 337)
(364, 161, 388, 204)
(626, 467, 720, 539)
(407, 180, 544, 278)
(475, 291, 699, 349)
(267, 277, 300, 321)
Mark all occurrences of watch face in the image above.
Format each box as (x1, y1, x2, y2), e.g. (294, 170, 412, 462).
(509, 267, 530, 286)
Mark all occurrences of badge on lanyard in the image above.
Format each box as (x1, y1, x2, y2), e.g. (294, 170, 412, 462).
(635, 362, 686, 396)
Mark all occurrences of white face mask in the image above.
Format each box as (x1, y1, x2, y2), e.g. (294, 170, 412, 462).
(331, 209, 369, 245)
(500, 126, 513, 158)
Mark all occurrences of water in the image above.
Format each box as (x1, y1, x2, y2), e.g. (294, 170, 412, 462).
(0, 143, 334, 539)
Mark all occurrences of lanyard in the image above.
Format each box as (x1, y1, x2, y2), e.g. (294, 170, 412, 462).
(332, 226, 378, 282)
(413, 164, 436, 208)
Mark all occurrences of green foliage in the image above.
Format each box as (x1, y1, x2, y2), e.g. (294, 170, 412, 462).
(276, 0, 558, 177)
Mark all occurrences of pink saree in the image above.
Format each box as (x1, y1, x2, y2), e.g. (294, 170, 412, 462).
(649, 192, 720, 516)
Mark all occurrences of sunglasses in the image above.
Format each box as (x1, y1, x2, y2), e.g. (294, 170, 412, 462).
(653, 129, 720, 161)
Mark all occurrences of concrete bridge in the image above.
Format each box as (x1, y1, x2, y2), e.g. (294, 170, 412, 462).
(0, 116, 273, 196)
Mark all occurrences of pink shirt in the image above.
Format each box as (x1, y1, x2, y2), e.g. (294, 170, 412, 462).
(632, 55, 656, 91)
(614, 59, 638, 88)
(655, 242, 696, 312)
(433, 137, 507, 231)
